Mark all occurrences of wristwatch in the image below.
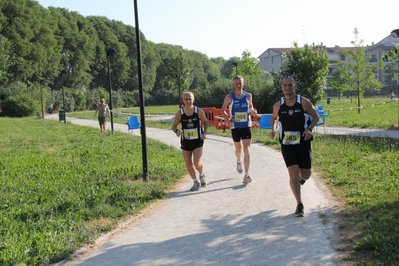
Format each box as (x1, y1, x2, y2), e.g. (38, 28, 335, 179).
(307, 126, 313, 132)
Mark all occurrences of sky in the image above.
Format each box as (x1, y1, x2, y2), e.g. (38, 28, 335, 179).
(36, 0, 398, 59)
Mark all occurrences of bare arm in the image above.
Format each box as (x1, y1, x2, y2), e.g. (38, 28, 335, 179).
(198, 108, 209, 140)
(171, 111, 182, 137)
(220, 94, 232, 126)
(301, 97, 319, 140)
(107, 105, 111, 117)
(269, 101, 280, 139)
(302, 97, 319, 128)
(246, 93, 258, 116)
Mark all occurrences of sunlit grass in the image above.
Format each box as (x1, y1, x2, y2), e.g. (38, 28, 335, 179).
(0, 117, 186, 266)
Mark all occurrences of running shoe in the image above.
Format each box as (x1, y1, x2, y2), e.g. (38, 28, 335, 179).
(199, 174, 207, 187)
(299, 177, 306, 185)
(295, 203, 304, 217)
(242, 175, 252, 186)
(190, 180, 200, 191)
(236, 162, 243, 173)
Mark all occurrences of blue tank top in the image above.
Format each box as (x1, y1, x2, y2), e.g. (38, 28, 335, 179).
(229, 91, 251, 129)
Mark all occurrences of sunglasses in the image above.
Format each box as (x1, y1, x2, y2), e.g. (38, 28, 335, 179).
(282, 74, 294, 79)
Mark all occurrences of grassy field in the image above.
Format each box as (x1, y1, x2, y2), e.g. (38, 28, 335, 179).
(1, 96, 398, 265)
(0, 118, 186, 266)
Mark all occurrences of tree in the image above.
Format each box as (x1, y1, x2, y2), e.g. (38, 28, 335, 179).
(233, 50, 262, 78)
(280, 42, 330, 104)
(329, 68, 350, 100)
(0, 35, 13, 85)
(336, 28, 382, 113)
(382, 46, 399, 91)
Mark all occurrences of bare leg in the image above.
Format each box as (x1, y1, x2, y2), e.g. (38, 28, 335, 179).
(182, 150, 196, 180)
(233, 140, 242, 163)
(192, 147, 203, 175)
(242, 139, 251, 173)
(287, 165, 302, 204)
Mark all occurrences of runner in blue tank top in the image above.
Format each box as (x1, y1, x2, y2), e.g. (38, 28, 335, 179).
(221, 75, 258, 186)
(270, 75, 319, 217)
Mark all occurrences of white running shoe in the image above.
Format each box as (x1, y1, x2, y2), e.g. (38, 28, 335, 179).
(199, 174, 207, 187)
(243, 175, 252, 185)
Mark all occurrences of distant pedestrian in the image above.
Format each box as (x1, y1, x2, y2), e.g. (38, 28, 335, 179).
(94, 98, 111, 132)
(389, 87, 395, 100)
(269, 75, 319, 217)
(172, 92, 209, 191)
(47, 102, 53, 114)
(220, 75, 258, 186)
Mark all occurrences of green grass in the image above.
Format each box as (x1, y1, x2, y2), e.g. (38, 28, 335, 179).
(0, 118, 186, 266)
(317, 97, 398, 129)
(2, 98, 399, 265)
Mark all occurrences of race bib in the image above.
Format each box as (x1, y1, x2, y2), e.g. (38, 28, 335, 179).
(282, 131, 301, 145)
(235, 112, 248, 122)
(183, 128, 198, 140)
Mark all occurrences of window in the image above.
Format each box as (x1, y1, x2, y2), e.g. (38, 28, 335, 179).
(369, 54, 377, 63)
(340, 54, 345, 61)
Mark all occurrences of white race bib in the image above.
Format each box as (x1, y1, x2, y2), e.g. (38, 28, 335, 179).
(183, 128, 198, 140)
(282, 131, 301, 145)
(234, 112, 248, 122)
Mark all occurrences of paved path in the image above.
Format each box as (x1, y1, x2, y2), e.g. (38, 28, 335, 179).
(45, 114, 397, 266)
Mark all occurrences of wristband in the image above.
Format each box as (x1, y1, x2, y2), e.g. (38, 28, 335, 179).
(307, 126, 313, 132)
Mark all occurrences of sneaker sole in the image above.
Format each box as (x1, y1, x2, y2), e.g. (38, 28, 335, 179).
(295, 212, 304, 217)
(201, 183, 207, 187)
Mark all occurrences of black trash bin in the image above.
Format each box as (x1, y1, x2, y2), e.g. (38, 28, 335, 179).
(59, 109, 65, 122)
(327, 97, 331, 104)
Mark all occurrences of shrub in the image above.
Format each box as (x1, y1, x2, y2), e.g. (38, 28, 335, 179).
(0, 95, 38, 117)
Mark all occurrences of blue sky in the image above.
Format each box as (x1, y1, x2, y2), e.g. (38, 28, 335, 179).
(36, 0, 398, 59)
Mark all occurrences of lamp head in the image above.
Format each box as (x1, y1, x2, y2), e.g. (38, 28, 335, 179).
(107, 48, 117, 56)
(391, 29, 399, 38)
(232, 62, 238, 67)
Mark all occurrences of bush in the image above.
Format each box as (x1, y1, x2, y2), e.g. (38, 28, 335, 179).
(0, 95, 38, 117)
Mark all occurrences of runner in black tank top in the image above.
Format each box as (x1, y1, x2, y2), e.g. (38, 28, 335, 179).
(270, 75, 320, 217)
(172, 92, 209, 191)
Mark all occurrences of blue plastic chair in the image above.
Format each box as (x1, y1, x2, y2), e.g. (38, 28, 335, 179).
(258, 114, 273, 135)
(127, 116, 141, 135)
(311, 106, 330, 132)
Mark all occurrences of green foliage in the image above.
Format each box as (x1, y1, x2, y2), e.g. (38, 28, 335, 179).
(335, 28, 383, 113)
(0, 95, 37, 117)
(0, 117, 186, 265)
(233, 50, 262, 78)
(0, 35, 14, 85)
(280, 42, 330, 104)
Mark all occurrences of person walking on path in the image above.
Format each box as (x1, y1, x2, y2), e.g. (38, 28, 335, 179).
(221, 75, 258, 186)
(172, 92, 209, 191)
(269, 75, 319, 217)
(94, 98, 111, 132)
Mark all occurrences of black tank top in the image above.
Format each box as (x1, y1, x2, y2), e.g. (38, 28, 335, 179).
(180, 106, 202, 141)
(278, 95, 311, 144)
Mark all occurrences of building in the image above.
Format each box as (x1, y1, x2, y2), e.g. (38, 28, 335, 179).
(258, 35, 399, 86)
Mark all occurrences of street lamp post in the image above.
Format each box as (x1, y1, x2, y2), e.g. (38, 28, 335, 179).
(61, 69, 67, 123)
(134, 0, 149, 181)
(232, 62, 238, 75)
(390, 29, 399, 127)
(177, 73, 181, 106)
(106, 48, 116, 133)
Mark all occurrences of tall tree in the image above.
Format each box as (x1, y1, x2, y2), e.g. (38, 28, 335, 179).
(336, 28, 382, 113)
(0, 35, 13, 85)
(280, 42, 330, 104)
(233, 50, 262, 78)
